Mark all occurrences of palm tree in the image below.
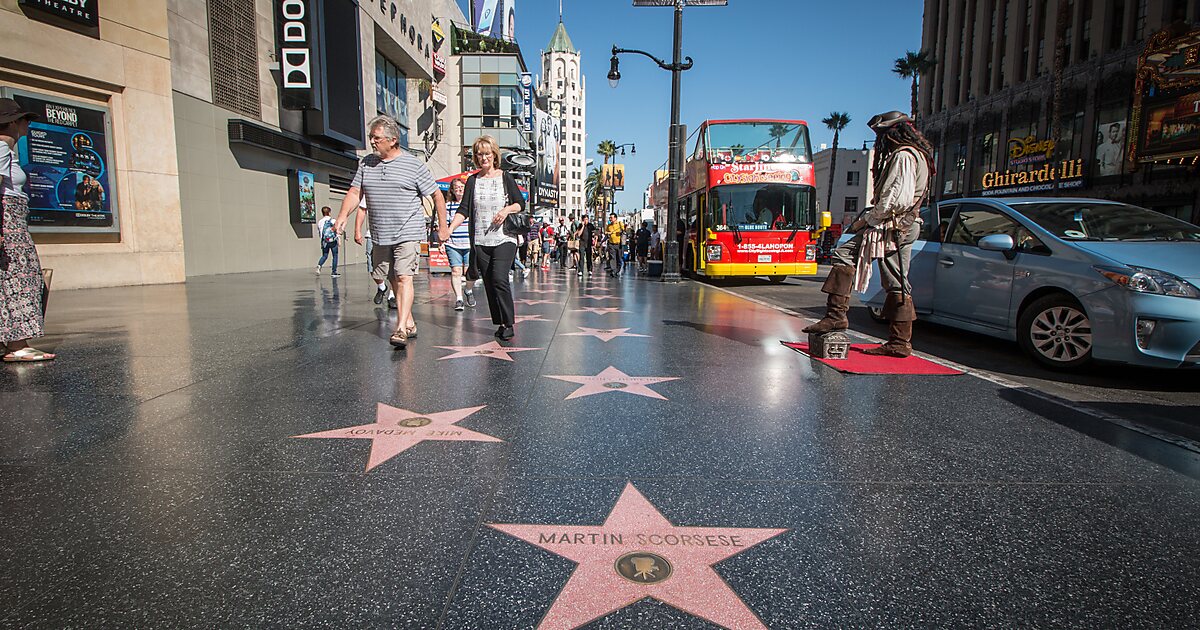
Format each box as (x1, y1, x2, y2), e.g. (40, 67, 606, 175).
(821, 112, 850, 217)
(768, 123, 791, 150)
(893, 50, 937, 118)
(596, 140, 618, 221)
(585, 167, 605, 218)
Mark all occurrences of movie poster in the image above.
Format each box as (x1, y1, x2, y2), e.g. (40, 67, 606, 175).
(292, 169, 317, 223)
(1094, 119, 1126, 177)
(473, 0, 515, 41)
(534, 108, 560, 208)
(11, 92, 117, 231)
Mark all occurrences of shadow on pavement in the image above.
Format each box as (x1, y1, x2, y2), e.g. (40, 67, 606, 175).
(998, 387, 1200, 481)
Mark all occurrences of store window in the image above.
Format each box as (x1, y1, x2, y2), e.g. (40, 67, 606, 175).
(375, 52, 409, 148)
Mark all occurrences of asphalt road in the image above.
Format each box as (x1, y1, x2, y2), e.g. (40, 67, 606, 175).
(710, 268, 1200, 448)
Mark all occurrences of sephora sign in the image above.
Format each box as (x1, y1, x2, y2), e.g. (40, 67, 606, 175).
(278, 0, 314, 108)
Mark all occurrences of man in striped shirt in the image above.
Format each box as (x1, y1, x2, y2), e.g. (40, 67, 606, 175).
(335, 115, 445, 348)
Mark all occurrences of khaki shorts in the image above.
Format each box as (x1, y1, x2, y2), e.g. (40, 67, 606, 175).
(371, 241, 421, 280)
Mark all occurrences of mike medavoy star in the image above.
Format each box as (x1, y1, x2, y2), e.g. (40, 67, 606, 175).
(803, 110, 934, 358)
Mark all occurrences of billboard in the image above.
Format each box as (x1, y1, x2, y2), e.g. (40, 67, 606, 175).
(1094, 119, 1126, 177)
(602, 164, 626, 190)
(534, 108, 560, 208)
(289, 169, 317, 223)
(1131, 27, 1200, 164)
(473, 0, 515, 41)
(10, 91, 118, 233)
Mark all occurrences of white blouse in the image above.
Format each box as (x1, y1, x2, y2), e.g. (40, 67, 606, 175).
(472, 176, 518, 248)
(0, 142, 28, 200)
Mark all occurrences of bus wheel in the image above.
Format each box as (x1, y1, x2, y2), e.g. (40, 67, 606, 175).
(767, 275, 787, 284)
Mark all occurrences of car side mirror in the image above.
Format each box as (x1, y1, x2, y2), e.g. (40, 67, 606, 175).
(978, 234, 1016, 258)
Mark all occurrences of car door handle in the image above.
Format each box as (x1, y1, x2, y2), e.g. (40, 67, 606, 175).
(938, 257, 955, 267)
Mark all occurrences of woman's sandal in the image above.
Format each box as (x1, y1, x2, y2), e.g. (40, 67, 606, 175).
(3, 348, 56, 362)
(389, 330, 408, 348)
(406, 325, 417, 339)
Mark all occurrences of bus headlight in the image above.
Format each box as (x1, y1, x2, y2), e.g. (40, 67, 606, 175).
(805, 244, 817, 260)
(705, 244, 723, 262)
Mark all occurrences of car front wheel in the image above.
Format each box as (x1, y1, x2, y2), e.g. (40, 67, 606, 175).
(1018, 294, 1094, 369)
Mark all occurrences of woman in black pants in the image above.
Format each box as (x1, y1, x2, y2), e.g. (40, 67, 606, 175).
(440, 135, 525, 340)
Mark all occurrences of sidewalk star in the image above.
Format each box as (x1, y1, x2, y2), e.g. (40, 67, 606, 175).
(571, 307, 630, 315)
(562, 327, 649, 342)
(489, 483, 786, 630)
(545, 366, 679, 400)
(514, 299, 562, 306)
(578, 295, 622, 301)
(477, 314, 552, 324)
(292, 404, 499, 472)
(435, 341, 541, 361)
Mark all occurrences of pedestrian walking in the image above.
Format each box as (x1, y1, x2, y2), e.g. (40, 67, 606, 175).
(650, 223, 662, 260)
(555, 216, 569, 266)
(540, 221, 554, 269)
(567, 214, 582, 271)
(335, 115, 445, 348)
(315, 206, 340, 277)
(356, 203, 396, 308)
(605, 212, 625, 277)
(441, 177, 476, 311)
(803, 110, 933, 357)
(577, 214, 595, 276)
(0, 99, 54, 362)
(440, 135, 526, 341)
(635, 221, 652, 273)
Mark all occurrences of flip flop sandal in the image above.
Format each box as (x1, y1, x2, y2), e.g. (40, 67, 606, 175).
(389, 331, 408, 348)
(3, 348, 56, 362)
(406, 326, 418, 339)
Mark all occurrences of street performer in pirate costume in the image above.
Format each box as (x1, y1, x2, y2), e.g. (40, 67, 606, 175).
(803, 111, 933, 357)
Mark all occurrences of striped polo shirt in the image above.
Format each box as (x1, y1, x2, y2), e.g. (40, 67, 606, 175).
(445, 201, 471, 249)
(351, 152, 438, 246)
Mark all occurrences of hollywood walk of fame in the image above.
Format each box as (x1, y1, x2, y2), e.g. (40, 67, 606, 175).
(435, 341, 542, 361)
(544, 366, 679, 400)
(489, 483, 787, 630)
(292, 404, 500, 472)
(577, 295, 622, 302)
(571, 307, 630, 315)
(520, 289, 563, 295)
(514, 299, 562, 306)
(562, 327, 650, 342)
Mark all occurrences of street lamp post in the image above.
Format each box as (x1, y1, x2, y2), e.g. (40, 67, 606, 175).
(610, 0, 720, 282)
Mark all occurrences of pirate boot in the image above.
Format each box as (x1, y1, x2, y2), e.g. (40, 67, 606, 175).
(802, 265, 854, 334)
(863, 292, 916, 357)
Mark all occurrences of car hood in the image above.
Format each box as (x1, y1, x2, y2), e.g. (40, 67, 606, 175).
(1071, 241, 1200, 279)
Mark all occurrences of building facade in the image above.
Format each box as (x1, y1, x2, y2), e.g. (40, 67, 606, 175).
(918, 0, 1200, 223)
(541, 20, 586, 219)
(1, 1, 185, 289)
(813, 147, 876, 227)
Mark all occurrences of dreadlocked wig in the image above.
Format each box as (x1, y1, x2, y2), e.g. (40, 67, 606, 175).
(872, 122, 937, 185)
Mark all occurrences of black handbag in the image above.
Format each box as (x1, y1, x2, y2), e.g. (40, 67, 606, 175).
(501, 173, 530, 237)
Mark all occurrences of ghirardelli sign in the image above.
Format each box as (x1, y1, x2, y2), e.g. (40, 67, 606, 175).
(19, 0, 99, 29)
(278, 0, 315, 109)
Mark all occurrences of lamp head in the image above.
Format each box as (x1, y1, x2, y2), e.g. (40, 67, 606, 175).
(608, 55, 621, 88)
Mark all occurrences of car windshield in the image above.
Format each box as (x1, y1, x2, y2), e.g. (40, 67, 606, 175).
(709, 184, 815, 231)
(1013, 202, 1200, 242)
(706, 122, 812, 162)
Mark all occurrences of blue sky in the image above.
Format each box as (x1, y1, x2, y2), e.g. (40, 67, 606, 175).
(457, 0, 925, 211)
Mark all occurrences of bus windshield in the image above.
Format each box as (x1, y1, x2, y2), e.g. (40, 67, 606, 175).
(706, 122, 812, 162)
(709, 184, 816, 231)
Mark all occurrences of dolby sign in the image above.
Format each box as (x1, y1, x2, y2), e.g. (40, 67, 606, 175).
(980, 159, 1085, 197)
(277, 0, 315, 109)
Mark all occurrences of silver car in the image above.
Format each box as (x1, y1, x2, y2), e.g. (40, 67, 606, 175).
(853, 198, 1200, 369)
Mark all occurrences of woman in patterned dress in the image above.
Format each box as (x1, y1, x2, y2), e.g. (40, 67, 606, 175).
(0, 98, 54, 362)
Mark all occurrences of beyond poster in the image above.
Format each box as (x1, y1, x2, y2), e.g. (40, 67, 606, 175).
(12, 92, 117, 232)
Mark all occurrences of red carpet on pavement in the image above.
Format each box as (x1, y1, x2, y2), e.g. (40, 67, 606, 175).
(782, 342, 965, 375)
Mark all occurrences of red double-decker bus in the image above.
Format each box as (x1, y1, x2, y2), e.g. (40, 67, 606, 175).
(675, 119, 829, 282)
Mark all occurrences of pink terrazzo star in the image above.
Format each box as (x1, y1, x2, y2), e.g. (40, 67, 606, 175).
(544, 366, 679, 400)
(489, 483, 786, 630)
(435, 341, 541, 361)
(577, 295, 622, 301)
(514, 299, 562, 306)
(562, 327, 650, 342)
(571, 307, 630, 315)
(521, 288, 562, 294)
(292, 404, 499, 472)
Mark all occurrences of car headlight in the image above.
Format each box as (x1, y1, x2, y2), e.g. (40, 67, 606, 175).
(1095, 265, 1200, 298)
